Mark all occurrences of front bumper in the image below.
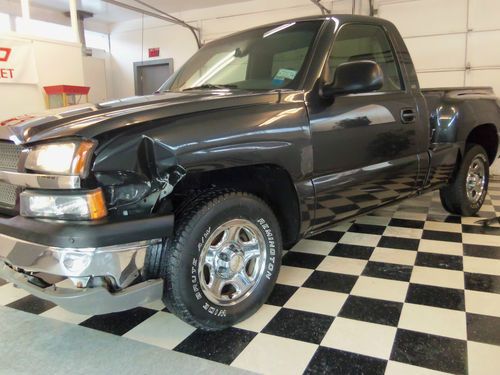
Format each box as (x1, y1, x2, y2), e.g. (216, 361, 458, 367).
(0, 214, 173, 315)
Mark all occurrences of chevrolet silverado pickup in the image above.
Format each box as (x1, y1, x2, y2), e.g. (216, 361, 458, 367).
(0, 15, 499, 331)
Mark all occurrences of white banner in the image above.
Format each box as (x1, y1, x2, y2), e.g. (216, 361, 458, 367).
(0, 42, 38, 84)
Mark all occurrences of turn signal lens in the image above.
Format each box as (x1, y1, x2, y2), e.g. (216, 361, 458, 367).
(20, 188, 107, 220)
(87, 189, 107, 220)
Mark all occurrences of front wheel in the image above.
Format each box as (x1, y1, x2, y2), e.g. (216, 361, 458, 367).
(440, 144, 489, 216)
(162, 190, 282, 331)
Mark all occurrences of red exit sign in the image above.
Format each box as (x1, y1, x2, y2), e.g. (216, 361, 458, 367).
(148, 48, 160, 58)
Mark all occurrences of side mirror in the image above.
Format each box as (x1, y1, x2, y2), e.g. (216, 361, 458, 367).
(321, 60, 384, 98)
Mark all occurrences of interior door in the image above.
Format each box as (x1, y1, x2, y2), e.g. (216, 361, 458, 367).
(309, 23, 421, 231)
(135, 60, 174, 96)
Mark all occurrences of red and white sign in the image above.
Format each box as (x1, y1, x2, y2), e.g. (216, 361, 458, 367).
(148, 47, 160, 58)
(0, 42, 38, 84)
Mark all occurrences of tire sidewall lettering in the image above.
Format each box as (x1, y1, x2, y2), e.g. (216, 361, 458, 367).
(190, 216, 278, 318)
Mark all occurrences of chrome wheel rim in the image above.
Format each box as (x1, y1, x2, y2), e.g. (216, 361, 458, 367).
(198, 219, 267, 306)
(466, 156, 486, 204)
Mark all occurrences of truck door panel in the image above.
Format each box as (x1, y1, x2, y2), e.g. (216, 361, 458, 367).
(308, 23, 421, 231)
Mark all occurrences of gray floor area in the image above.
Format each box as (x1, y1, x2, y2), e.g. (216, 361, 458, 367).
(0, 306, 253, 375)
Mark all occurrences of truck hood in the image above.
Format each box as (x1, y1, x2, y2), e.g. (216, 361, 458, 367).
(0, 90, 280, 145)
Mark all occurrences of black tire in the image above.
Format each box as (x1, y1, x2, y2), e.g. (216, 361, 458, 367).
(162, 189, 282, 331)
(440, 144, 489, 216)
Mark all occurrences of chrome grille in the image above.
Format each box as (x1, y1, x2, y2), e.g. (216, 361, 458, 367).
(0, 142, 22, 171)
(0, 141, 22, 209)
(0, 182, 17, 208)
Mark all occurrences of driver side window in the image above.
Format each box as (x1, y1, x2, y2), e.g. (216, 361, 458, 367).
(328, 24, 403, 92)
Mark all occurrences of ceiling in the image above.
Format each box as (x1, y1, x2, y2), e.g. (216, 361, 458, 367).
(30, 0, 251, 24)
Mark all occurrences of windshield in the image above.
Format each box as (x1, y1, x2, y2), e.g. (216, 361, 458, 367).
(161, 21, 323, 92)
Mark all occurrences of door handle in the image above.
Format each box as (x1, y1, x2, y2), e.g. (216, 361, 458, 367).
(401, 108, 416, 124)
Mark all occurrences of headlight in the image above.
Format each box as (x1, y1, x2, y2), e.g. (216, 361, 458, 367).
(20, 189, 107, 220)
(24, 140, 95, 176)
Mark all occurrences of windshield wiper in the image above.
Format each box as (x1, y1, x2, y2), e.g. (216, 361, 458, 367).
(183, 84, 238, 91)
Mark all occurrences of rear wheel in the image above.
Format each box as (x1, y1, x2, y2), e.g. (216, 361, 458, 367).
(162, 190, 282, 331)
(440, 144, 489, 216)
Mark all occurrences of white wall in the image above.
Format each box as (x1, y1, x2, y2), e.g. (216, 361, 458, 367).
(0, 34, 86, 119)
(375, 0, 500, 174)
(108, 0, 359, 99)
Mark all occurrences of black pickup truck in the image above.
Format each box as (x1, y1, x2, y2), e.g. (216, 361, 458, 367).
(0, 15, 499, 330)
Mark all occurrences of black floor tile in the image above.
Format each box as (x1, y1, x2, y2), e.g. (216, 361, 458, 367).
(338, 295, 402, 326)
(415, 252, 463, 271)
(6, 294, 56, 315)
(422, 230, 462, 243)
(262, 308, 334, 344)
(303, 271, 358, 294)
(426, 214, 462, 223)
(390, 329, 467, 374)
(304, 347, 387, 375)
(406, 283, 465, 310)
(463, 244, 500, 260)
(465, 272, 500, 294)
(348, 223, 386, 235)
(309, 230, 345, 243)
(378, 236, 420, 251)
(79, 307, 157, 336)
(174, 327, 256, 365)
(388, 218, 425, 229)
(281, 251, 325, 269)
(466, 313, 500, 346)
(462, 224, 500, 236)
(362, 261, 412, 282)
(266, 284, 298, 306)
(330, 243, 374, 260)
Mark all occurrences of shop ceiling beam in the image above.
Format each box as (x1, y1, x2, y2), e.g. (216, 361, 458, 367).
(102, 0, 201, 48)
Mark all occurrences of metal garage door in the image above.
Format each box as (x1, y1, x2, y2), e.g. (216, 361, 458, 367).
(376, 0, 500, 175)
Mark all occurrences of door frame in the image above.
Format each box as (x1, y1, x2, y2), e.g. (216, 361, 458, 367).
(133, 58, 174, 96)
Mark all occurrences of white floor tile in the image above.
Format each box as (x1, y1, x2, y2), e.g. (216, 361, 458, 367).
(338, 232, 381, 247)
(0, 284, 29, 306)
(316, 256, 368, 276)
(284, 287, 348, 317)
(370, 247, 416, 266)
(392, 211, 428, 221)
(418, 239, 463, 256)
(290, 239, 334, 256)
(235, 304, 281, 332)
(383, 226, 423, 239)
(232, 333, 318, 375)
(321, 317, 397, 360)
(354, 215, 391, 227)
(467, 341, 500, 375)
(123, 311, 196, 350)
(463, 256, 500, 276)
(410, 266, 464, 289)
(40, 306, 90, 325)
(423, 221, 462, 233)
(276, 266, 313, 287)
(398, 303, 467, 340)
(142, 299, 166, 311)
(385, 361, 450, 375)
(351, 276, 409, 302)
(462, 233, 500, 247)
(465, 290, 500, 317)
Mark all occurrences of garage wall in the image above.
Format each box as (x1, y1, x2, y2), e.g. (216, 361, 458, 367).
(375, 0, 500, 174)
(0, 34, 86, 119)
(377, 0, 500, 94)
(108, 0, 360, 99)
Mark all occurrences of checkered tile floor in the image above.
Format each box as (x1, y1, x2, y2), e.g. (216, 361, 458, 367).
(2, 183, 500, 374)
